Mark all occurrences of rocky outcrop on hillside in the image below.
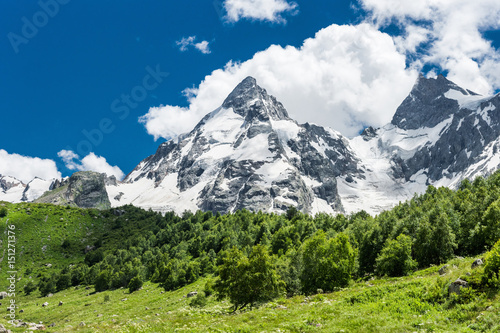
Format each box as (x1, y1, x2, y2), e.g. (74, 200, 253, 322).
(36, 171, 111, 209)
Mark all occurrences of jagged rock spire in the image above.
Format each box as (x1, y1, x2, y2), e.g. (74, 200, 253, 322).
(391, 74, 476, 130)
(222, 76, 290, 121)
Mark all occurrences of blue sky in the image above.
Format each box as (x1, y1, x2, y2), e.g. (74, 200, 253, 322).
(1, 0, 500, 182)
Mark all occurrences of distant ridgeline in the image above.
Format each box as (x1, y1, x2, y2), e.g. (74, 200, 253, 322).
(1, 169, 500, 309)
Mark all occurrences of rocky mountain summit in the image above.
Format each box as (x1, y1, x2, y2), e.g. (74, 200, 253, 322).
(109, 77, 358, 214)
(340, 74, 500, 213)
(389, 74, 500, 182)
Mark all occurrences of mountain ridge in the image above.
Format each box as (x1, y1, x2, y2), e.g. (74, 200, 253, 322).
(3, 74, 500, 215)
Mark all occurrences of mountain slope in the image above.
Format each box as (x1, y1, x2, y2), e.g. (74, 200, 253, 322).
(108, 77, 359, 215)
(340, 75, 500, 214)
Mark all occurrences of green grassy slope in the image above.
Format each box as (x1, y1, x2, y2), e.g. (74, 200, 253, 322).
(0, 203, 106, 283)
(2, 257, 499, 332)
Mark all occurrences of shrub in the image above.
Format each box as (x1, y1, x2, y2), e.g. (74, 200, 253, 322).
(84, 249, 104, 266)
(189, 293, 208, 308)
(24, 280, 37, 295)
(375, 234, 417, 277)
(56, 273, 71, 292)
(203, 279, 215, 297)
(414, 207, 457, 267)
(39, 277, 56, 296)
(0, 207, 7, 218)
(483, 238, 500, 287)
(481, 201, 500, 248)
(423, 277, 448, 304)
(128, 275, 143, 293)
(71, 264, 89, 286)
(94, 270, 111, 292)
(276, 248, 303, 297)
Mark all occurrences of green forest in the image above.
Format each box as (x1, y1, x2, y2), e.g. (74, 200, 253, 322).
(1, 172, 500, 331)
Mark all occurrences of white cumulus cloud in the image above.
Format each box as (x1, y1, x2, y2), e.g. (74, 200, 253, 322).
(194, 40, 211, 54)
(58, 150, 125, 180)
(223, 0, 298, 23)
(0, 149, 61, 183)
(359, 0, 500, 95)
(176, 36, 211, 54)
(140, 23, 417, 139)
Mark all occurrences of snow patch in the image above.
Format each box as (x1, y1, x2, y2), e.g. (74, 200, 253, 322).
(478, 103, 495, 127)
(444, 89, 489, 110)
(23, 178, 52, 201)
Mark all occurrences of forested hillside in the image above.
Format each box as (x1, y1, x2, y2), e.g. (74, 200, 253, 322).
(1, 172, 500, 331)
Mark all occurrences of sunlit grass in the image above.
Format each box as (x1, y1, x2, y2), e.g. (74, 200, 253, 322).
(2, 258, 499, 332)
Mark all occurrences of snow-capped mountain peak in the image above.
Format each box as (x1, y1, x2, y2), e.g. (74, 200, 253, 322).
(221, 76, 290, 122)
(338, 74, 500, 214)
(109, 77, 355, 215)
(0, 174, 53, 204)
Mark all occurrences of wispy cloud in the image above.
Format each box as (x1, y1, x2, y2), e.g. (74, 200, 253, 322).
(176, 36, 211, 54)
(0, 149, 61, 183)
(58, 150, 125, 180)
(223, 0, 298, 24)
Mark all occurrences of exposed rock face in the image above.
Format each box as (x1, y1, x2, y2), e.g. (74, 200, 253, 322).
(112, 76, 358, 215)
(389, 75, 500, 182)
(438, 265, 449, 275)
(340, 74, 500, 214)
(0, 175, 26, 203)
(361, 126, 377, 141)
(49, 178, 69, 191)
(36, 171, 111, 209)
(105, 175, 118, 186)
(0, 175, 52, 204)
(391, 74, 474, 130)
(21, 177, 52, 202)
(68, 172, 110, 208)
